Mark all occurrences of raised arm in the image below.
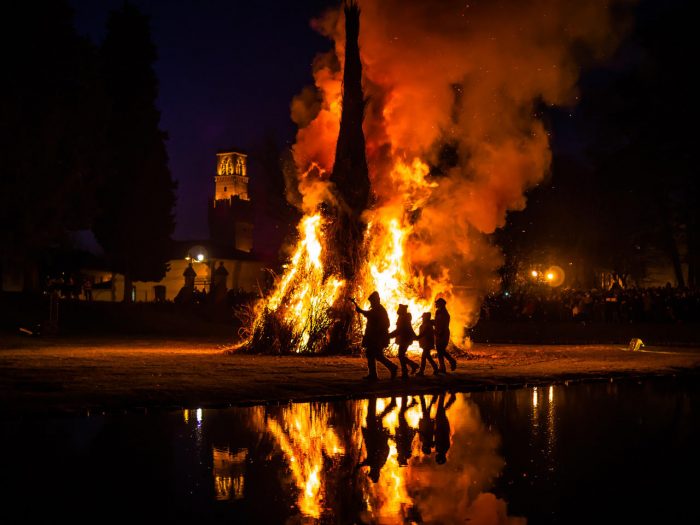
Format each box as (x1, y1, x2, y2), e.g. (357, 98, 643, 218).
(351, 297, 370, 317)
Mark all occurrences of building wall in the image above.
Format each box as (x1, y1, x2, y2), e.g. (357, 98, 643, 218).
(211, 150, 253, 253)
(85, 258, 264, 302)
(209, 198, 253, 253)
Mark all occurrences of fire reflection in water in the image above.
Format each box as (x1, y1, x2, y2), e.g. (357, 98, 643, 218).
(249, 395, 524, 524)
(249, 402, 354, 519)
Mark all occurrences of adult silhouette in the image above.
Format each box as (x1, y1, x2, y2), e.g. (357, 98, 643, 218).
(434, 298, 457, 373)
(353, 291, 398, 380)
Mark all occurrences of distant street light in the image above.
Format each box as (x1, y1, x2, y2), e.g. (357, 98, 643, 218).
(545, 266, 565, 287)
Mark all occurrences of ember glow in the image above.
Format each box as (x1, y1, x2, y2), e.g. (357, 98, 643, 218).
(245, 0, 626, 353)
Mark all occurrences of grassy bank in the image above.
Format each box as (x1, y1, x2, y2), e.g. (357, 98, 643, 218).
(469, 319, 700, 346)
(0, 292, 241, 339)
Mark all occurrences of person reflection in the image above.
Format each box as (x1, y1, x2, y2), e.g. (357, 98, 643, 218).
(418, 394, 436, 455)
(434, 392, 457, 464)
(395, 396, 417, 466)
(358, 397, 397, 482)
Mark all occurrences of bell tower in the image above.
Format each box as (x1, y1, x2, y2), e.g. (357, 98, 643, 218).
(209, 150, 253, 252)
(215, 151, 248, 201)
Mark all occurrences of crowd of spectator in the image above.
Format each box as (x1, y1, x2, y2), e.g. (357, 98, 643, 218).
(44, 273, 94, 300)
(480, 285, 700, 324)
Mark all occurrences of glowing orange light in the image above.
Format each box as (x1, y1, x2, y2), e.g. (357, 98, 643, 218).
(544, 266, 565, 287)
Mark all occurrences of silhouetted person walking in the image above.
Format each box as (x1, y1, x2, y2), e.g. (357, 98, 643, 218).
(353, 291, 398, 381)
(434, 298, 457, 373)
(418, 394, 436, 455)
(389, 304, 419, 378)
(395, 396, 417, 466)
(417, 312, 439, 376)
(358, 397, 396, 482)
(434, 392, 457, 464)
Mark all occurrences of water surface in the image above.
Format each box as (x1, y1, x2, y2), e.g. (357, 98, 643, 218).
(1, 377, 698, 523)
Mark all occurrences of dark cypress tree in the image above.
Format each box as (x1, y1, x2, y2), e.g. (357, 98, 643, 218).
(93, 3, 176, 302)
(0, 1, 104, 291)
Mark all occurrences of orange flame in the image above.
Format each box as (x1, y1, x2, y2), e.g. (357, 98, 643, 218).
(253, 213, 345, 352)
(248, 0, 627, 353)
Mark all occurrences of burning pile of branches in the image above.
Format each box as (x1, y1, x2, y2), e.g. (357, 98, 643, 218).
(241, 215, 353, 353)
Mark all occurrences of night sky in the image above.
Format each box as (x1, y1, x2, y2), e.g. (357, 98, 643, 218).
(67, 0, 687, 247)
(70, 0, 336, 241)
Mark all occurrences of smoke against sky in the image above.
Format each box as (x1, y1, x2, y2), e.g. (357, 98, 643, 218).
(288, 0, 632, 329)
(67, 0, 643, 257)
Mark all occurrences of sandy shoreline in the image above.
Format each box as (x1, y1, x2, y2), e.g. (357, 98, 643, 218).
(2, 337, 700, 417)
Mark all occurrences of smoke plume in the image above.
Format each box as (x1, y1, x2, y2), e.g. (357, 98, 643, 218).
(289, 0, 630, 337)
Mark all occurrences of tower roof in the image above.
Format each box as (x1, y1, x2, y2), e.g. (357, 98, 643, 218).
(216, 148, 247, 156)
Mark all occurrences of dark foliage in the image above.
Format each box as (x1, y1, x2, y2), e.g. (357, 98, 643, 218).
(93, 3, 177, 300)
(0, 1, 105, 290)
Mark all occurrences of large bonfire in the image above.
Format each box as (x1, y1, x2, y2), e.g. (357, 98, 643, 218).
(238, 0, 627, 354)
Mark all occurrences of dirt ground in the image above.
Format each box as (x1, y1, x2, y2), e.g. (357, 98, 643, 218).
(2, 335, 699, 417)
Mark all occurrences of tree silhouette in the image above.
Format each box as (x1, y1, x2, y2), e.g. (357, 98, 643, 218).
(0, 1, 104, 290)
(93, 2, 176, 301)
